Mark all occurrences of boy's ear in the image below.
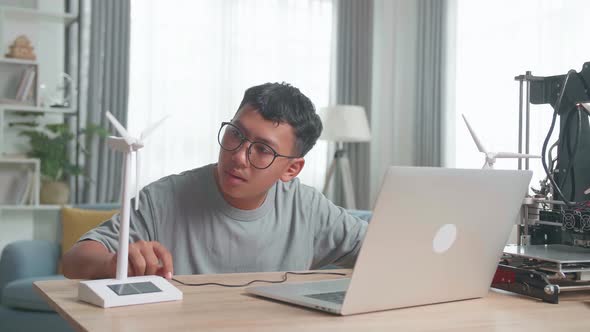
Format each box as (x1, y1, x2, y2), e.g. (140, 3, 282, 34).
(280, 158, 305, 182)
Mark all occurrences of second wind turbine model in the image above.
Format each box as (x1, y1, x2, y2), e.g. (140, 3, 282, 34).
(462, 114, 541, 169)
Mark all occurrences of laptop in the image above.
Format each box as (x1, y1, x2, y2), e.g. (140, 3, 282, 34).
(246, 166, 532, 315)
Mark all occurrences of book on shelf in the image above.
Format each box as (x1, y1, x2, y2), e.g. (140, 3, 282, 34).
(15, 66, 36, 102)
(0, 165, 32, 205)
(18, 169, 34, 205)
(15, 67, 29, 100)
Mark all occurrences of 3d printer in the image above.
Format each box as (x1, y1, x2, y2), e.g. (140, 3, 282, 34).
(491, 62, 590, 303)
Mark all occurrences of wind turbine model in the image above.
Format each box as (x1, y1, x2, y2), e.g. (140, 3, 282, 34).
(78, 111, 181, 308)
(462, 114, 541, 169)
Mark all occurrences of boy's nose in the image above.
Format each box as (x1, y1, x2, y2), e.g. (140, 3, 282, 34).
(230, 141, 251, 167)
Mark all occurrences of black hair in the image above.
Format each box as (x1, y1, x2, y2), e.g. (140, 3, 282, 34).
(237, 82, 323, 157)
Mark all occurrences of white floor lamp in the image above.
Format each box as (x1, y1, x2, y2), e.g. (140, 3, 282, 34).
(320, 105, 371, 210)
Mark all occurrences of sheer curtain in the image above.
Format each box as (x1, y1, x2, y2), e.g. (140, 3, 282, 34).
(451, 0, 590, 192)
(127, 0, 332, 190)
(332, 0, 373, 210)
(370, 0, 448, 205)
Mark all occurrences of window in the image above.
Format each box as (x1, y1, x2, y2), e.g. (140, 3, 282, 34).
(452, 0, 590, 192)
(128, 0, 332, 189)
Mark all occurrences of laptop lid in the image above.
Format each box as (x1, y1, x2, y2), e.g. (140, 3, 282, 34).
(339, 166, 532, 315)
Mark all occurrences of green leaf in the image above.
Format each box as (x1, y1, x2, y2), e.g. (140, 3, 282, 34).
(17, 122, 107, 181)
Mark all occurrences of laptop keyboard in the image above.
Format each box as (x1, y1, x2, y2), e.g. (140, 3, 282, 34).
(305, 291, 346, 304)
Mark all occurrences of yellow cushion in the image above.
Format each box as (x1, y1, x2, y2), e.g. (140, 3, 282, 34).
(60, 207, 118, 256)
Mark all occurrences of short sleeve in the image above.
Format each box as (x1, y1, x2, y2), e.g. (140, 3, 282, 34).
(309, 191, 368, 269)
(77, 189, 157, 252)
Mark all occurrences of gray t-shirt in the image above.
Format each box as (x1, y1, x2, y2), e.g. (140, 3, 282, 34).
(80, 163, 367, 275)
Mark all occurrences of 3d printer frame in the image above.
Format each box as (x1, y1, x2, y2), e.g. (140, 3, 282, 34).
(491, 62, 590, 303)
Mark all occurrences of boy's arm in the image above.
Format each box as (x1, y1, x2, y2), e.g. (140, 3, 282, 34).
(309, 190, 368, 269)
(62, 189, 173, 279)
(62, 240, 116, 279)
(62, 239, 174, 280)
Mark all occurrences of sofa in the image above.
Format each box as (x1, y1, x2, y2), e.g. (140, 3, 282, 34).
(0, 207, 370, 332)
(0, 204, 119, 332)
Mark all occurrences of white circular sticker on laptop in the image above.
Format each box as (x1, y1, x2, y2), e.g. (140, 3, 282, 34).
(433, 224, 457, 254)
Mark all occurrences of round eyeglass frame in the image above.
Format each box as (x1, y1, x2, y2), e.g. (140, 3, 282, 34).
(217, 121, 300, 169)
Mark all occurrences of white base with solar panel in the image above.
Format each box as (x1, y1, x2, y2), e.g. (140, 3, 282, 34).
(79, 276, 182, 308)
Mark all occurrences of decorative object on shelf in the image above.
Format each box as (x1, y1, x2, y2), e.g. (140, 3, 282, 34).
(40, 178, 69, 204)
(5, 35, 36, 60)
(18, 123, 108, 204)
(40, 72, 75, 108)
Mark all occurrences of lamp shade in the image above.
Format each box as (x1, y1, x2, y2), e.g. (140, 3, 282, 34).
(319, 105, 371, 142)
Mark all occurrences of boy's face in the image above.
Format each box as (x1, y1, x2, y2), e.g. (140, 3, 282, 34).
(215, 104, 305, 210)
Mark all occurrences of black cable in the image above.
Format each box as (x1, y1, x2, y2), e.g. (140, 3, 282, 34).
(541, 70, 577, 206)
(556, 109, 576, 189)
(577, 71, 590, 98)
(548, 140, 559, 172)
(571, 106, 583, 200)
(545, 140, 559, 190)
(570, 168, 576, 201)
(560, 106, 582, 201)
(561, 71, 590, 201)
(172, 271, 348, 288)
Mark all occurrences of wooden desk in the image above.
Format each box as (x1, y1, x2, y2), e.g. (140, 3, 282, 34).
(35, 269, 590, 332)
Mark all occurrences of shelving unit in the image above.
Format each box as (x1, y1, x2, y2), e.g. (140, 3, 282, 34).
(0, 6, 77, 25)
(0, 0, 77, 253)
(0, 104, 76, 158)
(0, 57, 37, 65)
(0, 204, 60, 211)
(0, 104, 74, 113)
(0, 0, 78, 202)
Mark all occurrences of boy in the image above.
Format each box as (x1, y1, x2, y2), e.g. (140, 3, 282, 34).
(63, 82, 368, 279)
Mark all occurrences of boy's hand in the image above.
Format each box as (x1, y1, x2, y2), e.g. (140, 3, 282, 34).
(108, 241, 174, 279)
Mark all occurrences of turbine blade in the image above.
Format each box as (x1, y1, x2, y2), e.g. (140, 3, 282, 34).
(105, 111, 133, 146)
(140, 115, 170, 141)
(135, 151, 140, 211)
(461, 114, 487, 153)
(495, 152, 541, 158)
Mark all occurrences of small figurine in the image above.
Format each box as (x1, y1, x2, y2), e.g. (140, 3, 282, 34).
(6, 35, 36, 60)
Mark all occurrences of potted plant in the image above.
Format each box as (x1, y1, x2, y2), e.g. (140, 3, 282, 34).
(18, 122, 107, 204)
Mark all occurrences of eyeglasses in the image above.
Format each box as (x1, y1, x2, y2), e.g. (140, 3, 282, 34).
(217, 122, 300, 169)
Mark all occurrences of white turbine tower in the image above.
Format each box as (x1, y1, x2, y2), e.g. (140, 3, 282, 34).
(462, 114, 541, 169)
(78, 111, 182, 308)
